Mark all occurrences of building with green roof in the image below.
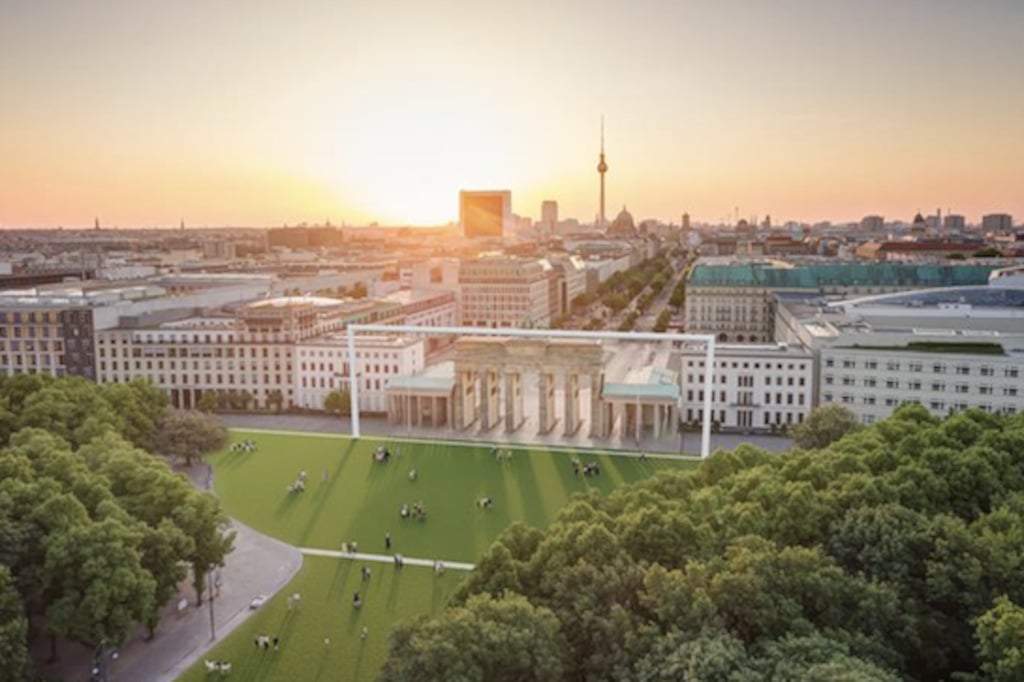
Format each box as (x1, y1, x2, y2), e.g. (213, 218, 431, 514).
(685, 259, 998, 343)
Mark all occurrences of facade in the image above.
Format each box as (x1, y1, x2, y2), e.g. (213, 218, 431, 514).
(685, 259, 998, 343)
(677, 344, 813, 432)
(460, 190, 512, 239)
(819, 346, 1022, 424)
(94, 291, 454, 410)
(860, 215, 885, 232)
(458, 256, 554, 328)
(296, 334, 425, 413)
(777, 272, 1024, 424)
(0, 305, 95, 379)
(982, 214, 1013, 233)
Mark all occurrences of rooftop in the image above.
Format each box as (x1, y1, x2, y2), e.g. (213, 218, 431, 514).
(689, 260, 998, 289)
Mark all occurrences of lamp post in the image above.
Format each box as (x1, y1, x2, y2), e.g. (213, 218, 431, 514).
(208, 565, 216, 641)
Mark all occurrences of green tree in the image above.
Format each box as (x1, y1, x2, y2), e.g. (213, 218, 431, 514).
(152, 408, 228, 466)
(196, 391, 218, 413)
(267, 389, 284, 413)
(380, 592, 568, 682)
(324, 389, 352, 416)
(975, 596, 1024, 681)
(99, 378, 168, 449)
(0, 565, 30, 682)
(173, 493, 235, 604)
(791, 404, 862, 450)
(44, 517, 156, 653)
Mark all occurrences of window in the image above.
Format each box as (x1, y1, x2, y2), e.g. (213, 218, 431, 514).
(932, 363, 946, 374)
(843, 360, 855, 369)
(931, 383, 945, 392)
(909, 362, 923, 373)
(865, 360, 878, 370)
(865, 378, 877, 388)
(980, 385, 994, 395)
(825, 359, 834, 368)
(887, 361, 900, 372)
(886, 379, 899, 389)
(956, 365, 970, 376)
(955, 384, 969, 394)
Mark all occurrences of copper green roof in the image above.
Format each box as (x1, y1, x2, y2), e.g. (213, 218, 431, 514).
(688, 262, 997, 289)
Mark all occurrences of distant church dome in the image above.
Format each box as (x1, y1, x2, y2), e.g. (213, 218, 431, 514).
(913, 212, 926, 224)
(608, 206, 636, 236)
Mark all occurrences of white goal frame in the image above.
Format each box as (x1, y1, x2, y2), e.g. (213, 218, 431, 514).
(346, 324, 717, 458)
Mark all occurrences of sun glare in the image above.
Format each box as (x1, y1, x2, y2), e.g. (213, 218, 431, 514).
(310, 83, 522, 225)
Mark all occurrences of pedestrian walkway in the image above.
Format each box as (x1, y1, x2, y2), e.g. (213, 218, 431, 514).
(300, 547, 475, 572)
(222, 413, 793, 455)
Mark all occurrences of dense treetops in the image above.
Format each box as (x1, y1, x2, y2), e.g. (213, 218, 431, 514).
(0, 375, 233, 681)
(382, 405, 1024, 681)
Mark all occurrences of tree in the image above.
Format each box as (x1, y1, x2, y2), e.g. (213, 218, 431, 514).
(267, 389, 284, 414)
(972, 247, 1002, 258)
(379, 592, 568, 682)
(152, 408, 228, 466)
(44, 517, 156, 652)
(99, 378, 168, 450)
(173, 493, 235, 604)
(0, 565, 29, 682)
(196, 391, 218, 413)
(324, 389, 351, 416)
(975, 596, 1024, 682)
(791, 404, 862, 450)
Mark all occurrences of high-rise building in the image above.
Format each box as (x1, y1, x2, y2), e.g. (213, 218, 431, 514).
(944, 214, 966, 231)
(597, 118, 608, 229)
(541, 200, 558, 225)
(982, 214, 1013, 233)
(459, 190, 511, 239)
(860, 215, 885, 232)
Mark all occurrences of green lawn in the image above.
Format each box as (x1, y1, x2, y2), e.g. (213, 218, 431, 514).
(211, 430, 695, 563)
(177, 430, 697, 681)
(176, 556, 460, 682)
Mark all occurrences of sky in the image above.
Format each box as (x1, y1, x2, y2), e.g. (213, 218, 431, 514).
(1, 0, 1022, 228)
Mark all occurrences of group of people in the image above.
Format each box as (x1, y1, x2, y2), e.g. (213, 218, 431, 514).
(231, 440, 257, 453)
(204, 659, 232, 675)
(399, 501, 427, 521)
(287, 470, 308, 493)
(253, 634, 279, 651)
(476, 496, 494, 509)
(373, 445, 395, 463)
(340, 541, 359, 555)
(491, 445, 513, 462)
(571, 456, 601, 477)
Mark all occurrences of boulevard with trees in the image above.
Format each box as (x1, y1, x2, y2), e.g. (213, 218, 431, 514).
(0, 375, 234, 679)
(382, 404, 1024, 681)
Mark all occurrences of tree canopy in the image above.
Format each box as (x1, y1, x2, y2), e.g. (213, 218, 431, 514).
(382, 405, 1024, 681)
(0, 376, 234, 676)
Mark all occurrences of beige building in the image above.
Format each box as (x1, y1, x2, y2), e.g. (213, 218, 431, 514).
(459, 255, 555, 328)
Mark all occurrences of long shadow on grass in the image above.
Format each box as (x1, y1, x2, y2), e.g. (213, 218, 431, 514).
(295, 441, 358, 544)
(512, 449, 558, 531)
(275, 489, 304, 518)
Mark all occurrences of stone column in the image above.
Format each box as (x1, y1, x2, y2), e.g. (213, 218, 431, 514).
(481, 370, 501, 431)
(453, 372, 465, 429)
(564, 373, 581, 436)
(654, 404, 662, 439)
(504, 371, 524, 433)
(538, 372, 557, 434)
(589, 372, 604, 438)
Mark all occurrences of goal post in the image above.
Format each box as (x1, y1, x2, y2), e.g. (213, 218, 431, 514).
(346, 324, 716, 458)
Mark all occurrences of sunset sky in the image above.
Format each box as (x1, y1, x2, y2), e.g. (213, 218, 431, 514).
(1, 0, 1022, 228)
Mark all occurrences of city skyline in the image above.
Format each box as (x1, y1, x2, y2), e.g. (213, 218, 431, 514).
(2, 0, 1023, 228)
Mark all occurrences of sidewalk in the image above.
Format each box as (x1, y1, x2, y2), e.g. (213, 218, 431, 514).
(222, 413, 794, 455)
(35, 502, 302, 682)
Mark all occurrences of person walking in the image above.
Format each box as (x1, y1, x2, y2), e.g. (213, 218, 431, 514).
(385, 532, 392, 550)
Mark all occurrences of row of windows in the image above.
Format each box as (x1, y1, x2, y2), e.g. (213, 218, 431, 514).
(824, 374, 1019, 396)
(823, 393, 1019, 415)
(685, 373, 807, 387)
(102, 371, 288, 386)
(826, 357, 1019, 378)
(685, 360, 808, 372)
(685, 390, 806, 406)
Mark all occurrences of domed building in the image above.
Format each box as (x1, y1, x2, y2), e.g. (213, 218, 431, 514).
(608, 206, 636, 237)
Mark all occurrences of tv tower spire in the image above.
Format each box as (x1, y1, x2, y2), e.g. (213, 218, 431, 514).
(597, 116, 608, 230)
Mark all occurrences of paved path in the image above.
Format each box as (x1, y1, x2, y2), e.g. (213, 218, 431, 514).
(223, 413, 794, 455)
(299, 547, 475, 572)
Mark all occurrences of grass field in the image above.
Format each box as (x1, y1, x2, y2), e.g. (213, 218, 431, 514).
(177, 429, 698, 681)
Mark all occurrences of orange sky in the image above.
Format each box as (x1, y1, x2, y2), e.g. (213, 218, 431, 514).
(1, 0, 1022, 228)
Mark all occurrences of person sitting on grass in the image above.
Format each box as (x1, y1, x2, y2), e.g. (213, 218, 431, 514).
(408, 468, 417, 481)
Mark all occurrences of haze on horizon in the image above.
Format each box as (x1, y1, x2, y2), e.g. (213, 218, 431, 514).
(1, 0, 1022, 229)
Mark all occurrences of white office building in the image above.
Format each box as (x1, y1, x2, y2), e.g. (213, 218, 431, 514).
(677, 343, 814, 432)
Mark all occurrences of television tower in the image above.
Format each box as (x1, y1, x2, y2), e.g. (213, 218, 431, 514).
(597, 117, 608, 229)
